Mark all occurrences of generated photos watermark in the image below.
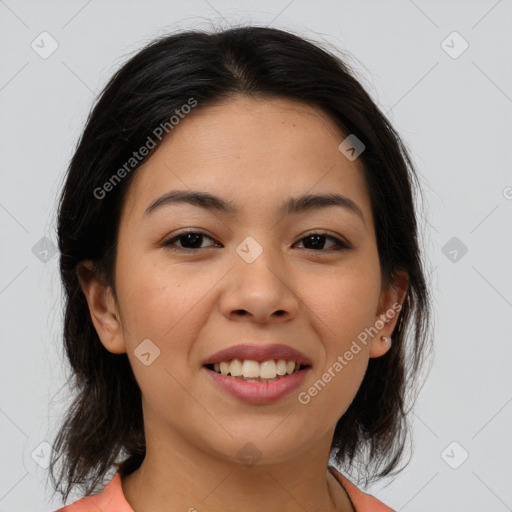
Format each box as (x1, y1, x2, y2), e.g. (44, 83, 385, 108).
(297, 302, 402, 405)
(93, 97, 198, 200)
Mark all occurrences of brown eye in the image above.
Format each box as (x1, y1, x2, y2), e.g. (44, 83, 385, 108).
(162, 231, 217, 250)
(295, 233, 350, 251)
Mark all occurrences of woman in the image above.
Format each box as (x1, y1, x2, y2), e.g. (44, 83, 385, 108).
(49, 25, 432, 512)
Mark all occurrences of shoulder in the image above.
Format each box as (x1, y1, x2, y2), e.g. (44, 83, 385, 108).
(54, 472, 134, 512)
(328, 465, 395, 512)
(55, 467, 392, 512)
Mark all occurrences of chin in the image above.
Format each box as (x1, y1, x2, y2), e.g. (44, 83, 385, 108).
(199, 431, 312, 468)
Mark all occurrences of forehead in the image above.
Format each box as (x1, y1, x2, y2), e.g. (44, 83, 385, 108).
(121, 96, 373, 227)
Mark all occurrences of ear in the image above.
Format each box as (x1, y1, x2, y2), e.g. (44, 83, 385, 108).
(76, 260, 127, 354)
(369, 269, 409, 358)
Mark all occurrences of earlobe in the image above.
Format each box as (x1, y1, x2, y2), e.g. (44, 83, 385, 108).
(369, 269, 409, 359)
(369, 336, 393, 358)
(76, 260, 127, 354)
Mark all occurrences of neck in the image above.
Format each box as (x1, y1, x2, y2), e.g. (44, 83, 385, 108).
(121, 425, 355, 512)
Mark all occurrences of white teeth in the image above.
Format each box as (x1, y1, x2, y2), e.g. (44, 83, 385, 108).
(276, 359, 287, 375)
(229, 359, 243, 377)
(242, 360, 260, 378)
(260, 360, 277, 379)
(220, 361, 230, 375)
(210, 358, 303, 379)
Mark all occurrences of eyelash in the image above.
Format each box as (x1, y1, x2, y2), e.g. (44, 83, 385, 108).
(161, 230, 351, 252)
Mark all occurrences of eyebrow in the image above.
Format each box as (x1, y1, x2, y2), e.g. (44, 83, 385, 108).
(144, 190, 366, 228)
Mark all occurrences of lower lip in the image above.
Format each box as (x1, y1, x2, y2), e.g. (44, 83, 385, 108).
(203, 367, 310, 404)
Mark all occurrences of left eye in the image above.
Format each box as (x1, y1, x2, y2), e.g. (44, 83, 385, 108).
(162, 231, 349, 251)
(294, 233, 349, 251)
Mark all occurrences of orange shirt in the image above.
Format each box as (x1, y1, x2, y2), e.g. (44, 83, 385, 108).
(55, 466, 394, 511)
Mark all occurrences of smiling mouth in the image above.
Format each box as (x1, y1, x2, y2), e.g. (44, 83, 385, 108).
(204, 359, 310, 383)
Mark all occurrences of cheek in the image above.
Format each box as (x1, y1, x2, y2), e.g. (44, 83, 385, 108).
(301, 255, 381, 406)
(114, 255, 218, 387)
(115, 263, 209, 411)
(115, 251, 198, 336)
(298, 273, 377, 423)
(305, 261, 381, 343)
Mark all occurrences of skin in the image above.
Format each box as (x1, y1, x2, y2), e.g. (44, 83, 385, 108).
(78, 95, 408, 512)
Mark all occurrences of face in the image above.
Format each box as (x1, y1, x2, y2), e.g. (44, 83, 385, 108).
(80, 95, 407, 466)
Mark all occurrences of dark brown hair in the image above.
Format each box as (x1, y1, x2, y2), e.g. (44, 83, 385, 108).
(49, 25, 433, 503)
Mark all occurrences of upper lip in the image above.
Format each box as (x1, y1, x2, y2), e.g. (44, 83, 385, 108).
(202, 343, 312, 366)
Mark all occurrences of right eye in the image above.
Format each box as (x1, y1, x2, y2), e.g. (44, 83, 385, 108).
(161, 231, 219, 251)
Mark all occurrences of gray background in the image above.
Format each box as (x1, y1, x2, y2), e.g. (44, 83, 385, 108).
(1, 0, 511, 510)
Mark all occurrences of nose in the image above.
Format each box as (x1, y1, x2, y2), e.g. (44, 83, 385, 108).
(219, 249, 300, 324)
